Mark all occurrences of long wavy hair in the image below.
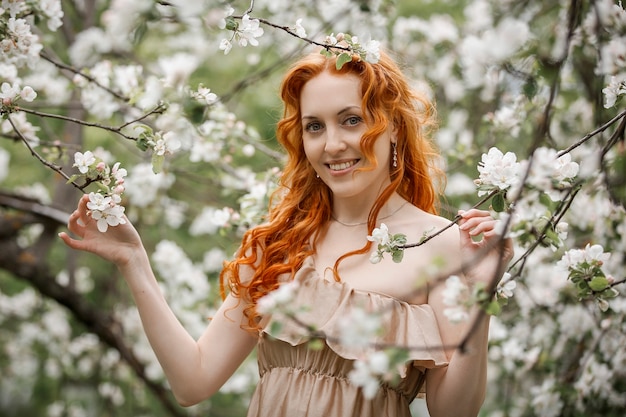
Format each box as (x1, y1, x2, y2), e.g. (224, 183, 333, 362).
(220, 49, 444, 330)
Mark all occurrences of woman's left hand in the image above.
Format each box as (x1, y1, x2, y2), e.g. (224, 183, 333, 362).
(457, 209, 514, 287)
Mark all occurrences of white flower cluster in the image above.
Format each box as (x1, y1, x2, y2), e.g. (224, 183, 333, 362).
(256, 280, 300, 315)
(475, 147, 521, 197)
(557, 243, 618, 311)
(189, 206, 234, 236)
(475, 146, 579, 201)
(0, 0, 63, 66)
(556, 243, 610, 270)
(366, 223, 406, 264)
(122, 162, 175, 209)
(602, 75, 626, 108)
(496, 273, 517, 300)
(337, 306, 382, 348)
(72, 61, 144, 118)
(152, 240, 211, 338)
(218, 6, 264, 54)
(442, 275, 471, 323)
(322, 32, 381, 68)
(459, 17, 531, 88)
(591, 0, 626, 108)
(0, 81, 37, 104)
(347, 351, 390, 399)
(521, 147, 579, 201)
(0, 17, 43, 68)
(72, 151, 128, 233)
(191, 83, 218, 106)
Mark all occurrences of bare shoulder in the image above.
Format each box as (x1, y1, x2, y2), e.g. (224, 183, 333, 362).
(392, 205, 462, 273)
(397, 205, 459, 245)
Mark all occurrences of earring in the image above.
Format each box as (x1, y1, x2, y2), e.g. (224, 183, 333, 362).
(316, 173, 320, 178)
(392, 142, 398, 168)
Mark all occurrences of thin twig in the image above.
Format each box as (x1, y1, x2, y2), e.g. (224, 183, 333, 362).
(6, 114, 81, 190)
(558, 108, 626, 157)
(17, 104, 166, 141)
(40, 52, 129, 102)
(398, 189, 499, 250)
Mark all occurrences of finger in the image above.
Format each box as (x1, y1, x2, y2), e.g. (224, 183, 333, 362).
(458, 215, 496, 233)
(58, 231, 86, 251)
(467, 219, 498, 236)
(77, 195, 92, 226)
(458, 209, 491, 219)
(458, 223, 475, 248)
(67, 210, 86, 236)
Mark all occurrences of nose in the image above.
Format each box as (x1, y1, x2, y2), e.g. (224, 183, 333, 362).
(324, 126, 346, 154)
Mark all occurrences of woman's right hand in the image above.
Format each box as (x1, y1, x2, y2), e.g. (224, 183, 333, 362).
(58, 194, 144, 267)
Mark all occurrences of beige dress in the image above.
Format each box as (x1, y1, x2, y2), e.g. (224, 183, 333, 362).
(247, 258, 449, 417)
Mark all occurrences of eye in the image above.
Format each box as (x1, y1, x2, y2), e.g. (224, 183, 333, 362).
(343, 115, 363, 126)
(304, 121, 323, 133)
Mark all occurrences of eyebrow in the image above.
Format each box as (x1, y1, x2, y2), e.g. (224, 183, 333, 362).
(301, 105, 362, 121)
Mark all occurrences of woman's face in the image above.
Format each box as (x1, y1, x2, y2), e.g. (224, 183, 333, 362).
(300, 70, 395, 203)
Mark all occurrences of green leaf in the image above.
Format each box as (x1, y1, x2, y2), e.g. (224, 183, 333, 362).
(269, 321, 283, 335)
(485, 300, 502, 316)
(320, 48, 333, 58)
(307, 339, 324, 351)
(136, 137, 150, 151)
(391, 249, 404, 263)
(152, 153, 164, 174)
(522, 77, 538, 100)
(66, 174, 80, 184)
(336, 53, 352, 70)
(133, 21, 148, 45)
(492, 193, 505, 212)
(589, 276, 609, 292)
(224, 16, 238, 31)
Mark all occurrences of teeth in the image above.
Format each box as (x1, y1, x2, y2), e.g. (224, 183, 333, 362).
(328, 161, 357, 170)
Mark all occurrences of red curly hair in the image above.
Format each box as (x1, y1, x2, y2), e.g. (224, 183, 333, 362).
(220, 49, 444, 330)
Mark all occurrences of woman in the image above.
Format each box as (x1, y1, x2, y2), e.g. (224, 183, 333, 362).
(59, 49, 513, 417)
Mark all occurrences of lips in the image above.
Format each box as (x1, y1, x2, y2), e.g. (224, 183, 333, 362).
(327, 159, 359, 171)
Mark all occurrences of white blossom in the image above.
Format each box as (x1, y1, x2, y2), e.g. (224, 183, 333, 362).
(219, 38, 233, 54)
(39, 0, 64, 31)
(602, 75, 626, 108)
(0, 81, 20, 101)
(86, 192, 126, 233)
(442, 275, 470, 323)
(496, 274, 516, 299)
(530, 378, 564, 417)
(475, 147, 521, 196)
(557, 244, 611, 270)
(19, 85, 37, 102)
(256, 281, 300, 315)
(363, 39, 381, 64)
(237, 14, 264, 47)
(192, 84, 218, 105)
(348, 351, 390, 399)
(0, 17, 43, 68)
(293, 18, 307, 38)
(151, 131, 181, 156)
(366, 223, 390, 246)
(73, 151, 96, 174)
(337, 307, 382, 348)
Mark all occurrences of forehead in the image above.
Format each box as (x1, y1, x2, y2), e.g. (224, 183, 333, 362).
(300, 71, 362, 115)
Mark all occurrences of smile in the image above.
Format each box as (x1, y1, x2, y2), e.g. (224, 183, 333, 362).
(327, 160, 358, 171)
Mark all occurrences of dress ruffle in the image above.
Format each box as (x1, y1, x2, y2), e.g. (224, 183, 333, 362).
(261, 257, 449, 376)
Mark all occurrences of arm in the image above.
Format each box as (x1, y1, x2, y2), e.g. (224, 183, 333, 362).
(425, 209, 513, 417)
(59, 195, 257, 407)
